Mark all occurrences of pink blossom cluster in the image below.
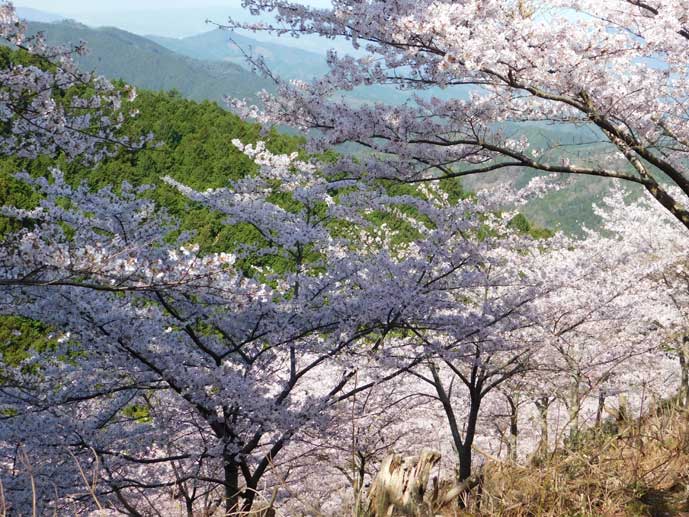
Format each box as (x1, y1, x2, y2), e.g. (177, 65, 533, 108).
(227, 0, 689, 230)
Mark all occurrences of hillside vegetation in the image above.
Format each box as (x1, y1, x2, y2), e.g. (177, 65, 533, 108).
(0, 86, 300, 248)
(0, 80, 304, 388)
(17, 17, 619, 234)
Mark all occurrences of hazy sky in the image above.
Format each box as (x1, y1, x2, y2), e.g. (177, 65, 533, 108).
(16, 0, 334, 40)
(17, 0, 331, 13)
(21, 1, 224, 9)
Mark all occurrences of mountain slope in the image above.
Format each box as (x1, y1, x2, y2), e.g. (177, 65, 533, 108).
(150, 28, 438, 105)
(23, 21, 615, 234)
(150, 29, 329, 81)
(26, 20, 273, 104)
(54, 6, 347, 54)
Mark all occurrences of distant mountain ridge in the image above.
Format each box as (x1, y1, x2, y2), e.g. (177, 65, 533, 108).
(15, 6, 64, 23)
(24, 20, 273, 104)
(149, 28, 439, 106)
(149, 29, 329, 81)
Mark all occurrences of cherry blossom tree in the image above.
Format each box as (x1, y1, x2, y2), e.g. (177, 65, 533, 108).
(0, 5, 548, 510)
(0, 140, 552, 513)
(587, 188, 689, 408)
(0, 154, 378, 514)
(491, 188, 688, 460)
(221, 0, 689, 475)
(0, 2, 141, 161)
(4, 0, 689, 513)
(398, 188, 686, 474)
(227, 0, 689, 231)
(331, 182, 560, 484)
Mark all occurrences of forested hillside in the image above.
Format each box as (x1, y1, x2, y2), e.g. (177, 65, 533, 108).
(0, 87, 299, 248)
(149, 28, 620, 233)
(25, 20, 273, 103)
(0, 76, 304, 382)
(9, 16, 617, 233)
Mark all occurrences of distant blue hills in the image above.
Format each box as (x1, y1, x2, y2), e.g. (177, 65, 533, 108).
(15, 6, 64, 23)
(22, 19, 275, 103)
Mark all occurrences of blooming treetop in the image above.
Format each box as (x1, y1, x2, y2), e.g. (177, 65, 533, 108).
(227, 0, 689, 229)
(0, 2, 142, 161)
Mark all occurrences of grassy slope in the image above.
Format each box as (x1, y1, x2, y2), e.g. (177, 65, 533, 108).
(465, 404, 689, 517)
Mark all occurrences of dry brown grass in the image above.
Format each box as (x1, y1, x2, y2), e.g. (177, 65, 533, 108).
(447, 404, 689, 517)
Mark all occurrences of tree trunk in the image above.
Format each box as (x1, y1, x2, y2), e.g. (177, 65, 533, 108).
(617, 393, 630, 424)
(224, 457, 241, 516)
(567, 379, 582, 445)
(429, 365, 465, 477)
(596, 390, 606, 427)
(680, 336, 689, 407)
(505, 394, 518, 462)
(353, 451, 366, 517)
(427, 363, 482, 500)
(459, 396, 481, 482)
(533, 397, 550, 461)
